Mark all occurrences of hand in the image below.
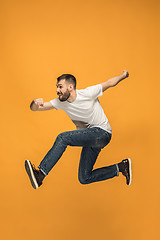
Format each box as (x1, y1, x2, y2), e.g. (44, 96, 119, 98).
(123, 70, 129, 78)
(34, 98, 44, 107)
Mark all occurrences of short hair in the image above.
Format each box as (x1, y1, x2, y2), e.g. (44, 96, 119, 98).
(57, 74, 76, 89)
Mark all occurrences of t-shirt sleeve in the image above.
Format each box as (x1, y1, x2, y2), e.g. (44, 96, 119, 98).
(49, 98, 60, 110)
(85, 84, 103, 99)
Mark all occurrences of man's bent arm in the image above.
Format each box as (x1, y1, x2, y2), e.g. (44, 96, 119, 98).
(101, 70, 129, 92)
(30, 98, 55, 111)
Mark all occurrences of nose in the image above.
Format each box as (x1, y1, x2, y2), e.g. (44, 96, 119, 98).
(56, 88, 60, 94)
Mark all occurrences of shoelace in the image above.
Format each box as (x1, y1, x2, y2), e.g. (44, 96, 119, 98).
(32, 164, 42, 183)
(31, 163, 39, 175)
(32, 164, 37, 170)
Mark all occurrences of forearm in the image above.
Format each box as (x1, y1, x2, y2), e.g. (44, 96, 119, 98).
(101, 70, 129, 92)
(107, 74, 126, 87)
(30, 98, 54, 111)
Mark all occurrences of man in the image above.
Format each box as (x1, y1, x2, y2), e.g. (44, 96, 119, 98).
(25, 70, 132, 189)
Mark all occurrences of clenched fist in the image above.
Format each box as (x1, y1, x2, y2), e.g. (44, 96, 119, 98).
(30, 98, 44, 111)
(34, 98, 44, 107)
(123, 70, 129, 78)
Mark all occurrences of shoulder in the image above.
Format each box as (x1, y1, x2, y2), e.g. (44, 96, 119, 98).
(78, 84, 102, 98)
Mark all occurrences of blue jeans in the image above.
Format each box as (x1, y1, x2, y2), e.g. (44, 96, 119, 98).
(38, 127, 119, 184)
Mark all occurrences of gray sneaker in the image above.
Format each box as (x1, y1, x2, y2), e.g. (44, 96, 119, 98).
(25, 160, 43, 189)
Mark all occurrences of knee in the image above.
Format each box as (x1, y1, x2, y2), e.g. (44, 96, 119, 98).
(78, 173, 90, 185)
(56, 133, 66, 143)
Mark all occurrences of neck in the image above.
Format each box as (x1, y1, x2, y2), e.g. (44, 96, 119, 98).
(67, 90, 77, 103)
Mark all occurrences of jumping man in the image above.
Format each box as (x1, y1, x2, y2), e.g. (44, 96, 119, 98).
(25, 70, 132, 189)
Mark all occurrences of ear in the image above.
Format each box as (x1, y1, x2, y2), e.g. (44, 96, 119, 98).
(68, 84, 74, 91)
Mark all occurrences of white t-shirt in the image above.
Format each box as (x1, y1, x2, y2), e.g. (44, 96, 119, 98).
(50, 84, 112, 134)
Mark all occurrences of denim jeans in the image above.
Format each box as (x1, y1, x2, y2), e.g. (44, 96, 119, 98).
(38, 127, 119, 184)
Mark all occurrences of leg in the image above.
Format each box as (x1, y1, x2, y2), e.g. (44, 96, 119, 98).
(38, 127, 111, 176)
(78, 146, 119, 184)
(25, 127, 131, 189)
(25, 127, 117, 189)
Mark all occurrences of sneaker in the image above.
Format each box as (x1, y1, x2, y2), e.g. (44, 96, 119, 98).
(25, 160, 43, 189)
(121, 158, 132, 186)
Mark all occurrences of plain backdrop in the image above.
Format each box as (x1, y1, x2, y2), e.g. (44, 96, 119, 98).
(0, 0, 159, 239)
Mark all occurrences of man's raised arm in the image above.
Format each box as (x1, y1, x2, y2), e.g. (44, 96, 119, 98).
(101, 70, 129, 92)
(30, 98, 55, 111)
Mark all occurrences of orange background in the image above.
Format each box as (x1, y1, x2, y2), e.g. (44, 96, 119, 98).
(0, 0, 159, 239)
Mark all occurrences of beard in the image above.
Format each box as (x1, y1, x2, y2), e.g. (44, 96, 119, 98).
(58, 89, 70, 102)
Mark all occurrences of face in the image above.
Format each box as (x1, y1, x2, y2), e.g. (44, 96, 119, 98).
(56, 79, 71, 102)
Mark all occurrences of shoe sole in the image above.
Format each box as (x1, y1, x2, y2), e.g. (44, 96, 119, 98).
(25, 160, 39, 189)
(128, 158, 132, 186)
